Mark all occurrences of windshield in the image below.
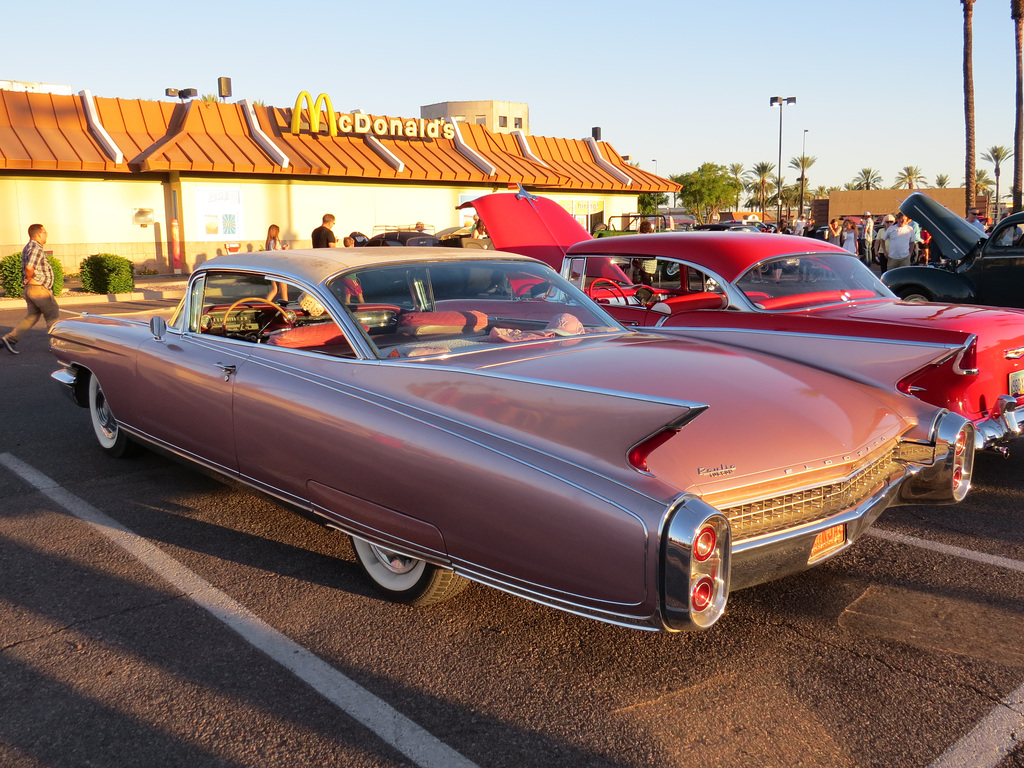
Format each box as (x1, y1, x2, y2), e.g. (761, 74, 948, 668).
(735, 253, 895, 310)
(326, 259, 622, 359)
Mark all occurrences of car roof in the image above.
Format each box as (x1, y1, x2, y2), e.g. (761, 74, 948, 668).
(196, 247, 538, 286)
(565, 232, 847, 282)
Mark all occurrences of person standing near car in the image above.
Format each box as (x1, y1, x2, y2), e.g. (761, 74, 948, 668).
(966, 208, 987, 232)
(859, 212, 873, 265)
(311, 214, 337, 248)
(880, 212, 916, 271)
(3, 224, 59, 355)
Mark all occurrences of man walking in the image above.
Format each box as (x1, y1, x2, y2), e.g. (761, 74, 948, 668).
(3, 224, 59, 355)
(879, 212, 916, 271)
(311, 214, 337, 248)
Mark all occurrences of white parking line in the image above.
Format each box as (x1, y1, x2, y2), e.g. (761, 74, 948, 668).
(868, 528, 1024, 767)
(0, 452, 480, 768)
(867, 528, 1024, 573)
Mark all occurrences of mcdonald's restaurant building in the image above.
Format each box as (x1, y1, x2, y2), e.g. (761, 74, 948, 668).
(0, 87, 677, 275)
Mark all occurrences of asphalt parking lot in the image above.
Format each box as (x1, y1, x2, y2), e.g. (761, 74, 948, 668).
(1, 297, 1022, 768)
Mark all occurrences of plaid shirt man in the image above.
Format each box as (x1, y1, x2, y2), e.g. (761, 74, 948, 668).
(22, 238, 53, 290)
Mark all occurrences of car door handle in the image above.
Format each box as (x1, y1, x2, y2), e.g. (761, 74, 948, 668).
(216, 363, 236, 381)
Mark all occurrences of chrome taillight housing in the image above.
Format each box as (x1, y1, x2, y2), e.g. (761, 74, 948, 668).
(897, 411, 975, 504)
(662, 498, 731, 631)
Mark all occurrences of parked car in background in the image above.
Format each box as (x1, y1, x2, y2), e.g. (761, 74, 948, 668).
(692, 222, 765, 232)
(469, 189, 1024, 453)
(364, 230, 440, 247)
(50, 246, 974, 633)
(883, 191, 1024, 308)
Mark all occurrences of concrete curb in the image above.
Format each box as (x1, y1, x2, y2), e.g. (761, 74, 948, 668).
(1, 287, 186, 306)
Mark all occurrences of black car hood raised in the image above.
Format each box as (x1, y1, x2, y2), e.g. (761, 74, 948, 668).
(900, 191, 986, 262)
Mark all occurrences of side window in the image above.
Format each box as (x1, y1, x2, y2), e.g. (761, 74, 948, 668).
(187, 271, 351, 355)
(990, 224, 1024, 250)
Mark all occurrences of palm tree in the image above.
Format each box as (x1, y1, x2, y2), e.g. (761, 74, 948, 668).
(851, 168, 883, 190)
(1013, 0, 1024, 212)
(964, 0, 977, 214)
(894, 165, 927, 189)
(789, 155, 815, 217)
(745, 162, 776, 222)
(981, 145, 1012, 220)
(727, 163, 745, 210)
(974, 168, 994, 198)
(201, 93, 219, 103)
(935, 173, 951, 188)
(812, 185, 829, 199)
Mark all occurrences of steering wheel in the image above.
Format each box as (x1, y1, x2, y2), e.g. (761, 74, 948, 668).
(221, 297, 295, 337)
(633, 285, 657, 306)
(587, 278, 628, 304)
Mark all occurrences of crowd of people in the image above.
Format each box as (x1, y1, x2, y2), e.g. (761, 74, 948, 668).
(777, 207, 986, 274)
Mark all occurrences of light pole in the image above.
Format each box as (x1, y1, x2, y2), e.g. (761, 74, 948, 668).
(799, 128, 808, 220)
(770, 96, 796, 230)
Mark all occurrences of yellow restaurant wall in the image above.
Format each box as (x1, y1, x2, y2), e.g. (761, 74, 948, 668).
(2, 174, 637, 275)
(0, 175, 167, 274)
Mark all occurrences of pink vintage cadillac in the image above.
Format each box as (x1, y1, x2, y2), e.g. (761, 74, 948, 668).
(50, 246, 974, 632)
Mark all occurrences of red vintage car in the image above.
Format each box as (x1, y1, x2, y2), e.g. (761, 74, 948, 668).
(470, 190, 1024, 454)
(50, 247, 973, 632)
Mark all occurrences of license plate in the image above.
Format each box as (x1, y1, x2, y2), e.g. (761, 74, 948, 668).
(809, 524, 846, 562)
(1009, 370, 1024, 397)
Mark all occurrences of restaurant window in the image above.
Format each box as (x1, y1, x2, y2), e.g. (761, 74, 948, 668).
(514, 117, 523, 129)
(454, 115, 466, 123)
(499, 116, 508, 128)
(475, 115, 486, 125)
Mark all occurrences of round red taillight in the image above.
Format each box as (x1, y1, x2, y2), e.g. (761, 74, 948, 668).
(955, 429, 967, 456)
(952, 466, 963, 487)
(693, 526, 717, 562)
(691, 576, 715, 612)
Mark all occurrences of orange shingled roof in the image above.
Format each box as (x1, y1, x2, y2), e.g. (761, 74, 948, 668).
(131, 101, 281, 174)
(0, 90, 122, 172)
(0, 91, 679, 193)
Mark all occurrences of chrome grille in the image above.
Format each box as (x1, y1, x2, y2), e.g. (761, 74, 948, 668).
(722, 447, 901, 541)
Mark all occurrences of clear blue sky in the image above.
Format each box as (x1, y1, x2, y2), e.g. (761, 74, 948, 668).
(2, 0, 1017, 192)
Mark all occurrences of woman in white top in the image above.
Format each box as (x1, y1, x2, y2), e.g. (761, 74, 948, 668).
(841, 219, 858, 255)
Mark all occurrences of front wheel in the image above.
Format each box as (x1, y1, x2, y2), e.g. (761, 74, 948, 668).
(89, 374, 137, 457)
(349, 536, 468, 606)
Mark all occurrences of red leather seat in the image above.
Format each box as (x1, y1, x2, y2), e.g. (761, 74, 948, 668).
(266, 323, 348, 349)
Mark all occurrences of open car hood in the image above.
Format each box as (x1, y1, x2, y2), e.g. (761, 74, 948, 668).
(460, 189, 592, 270)
(900, 191, 986, 262)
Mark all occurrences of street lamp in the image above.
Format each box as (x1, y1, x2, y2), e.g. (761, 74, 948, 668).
(799, 129, 808, 220)
(770, 96, 796, 230)
(652, 159, 658, 176)
(165, 88, 198, 100)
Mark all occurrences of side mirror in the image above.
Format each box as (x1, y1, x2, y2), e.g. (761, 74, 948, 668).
(150, 316, 167, 340)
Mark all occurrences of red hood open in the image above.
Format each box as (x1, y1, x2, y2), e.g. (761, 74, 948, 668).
(461, 191, 592, 270)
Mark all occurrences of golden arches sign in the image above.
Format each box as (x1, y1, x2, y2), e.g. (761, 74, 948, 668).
(290, 91, 336, 136)
(288, 91, 455, 141)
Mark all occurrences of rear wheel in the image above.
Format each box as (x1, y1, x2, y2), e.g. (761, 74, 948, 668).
(88, 374, 137, 457)
(898, 289, 931, 303)
(350, 536, 468, 606)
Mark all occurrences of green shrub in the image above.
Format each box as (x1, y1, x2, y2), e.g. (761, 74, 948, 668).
(1, 252, 65, 298)
(79, 253, 134, 294)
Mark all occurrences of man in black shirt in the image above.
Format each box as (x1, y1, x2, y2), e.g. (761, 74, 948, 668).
(311, 214, 337, 248)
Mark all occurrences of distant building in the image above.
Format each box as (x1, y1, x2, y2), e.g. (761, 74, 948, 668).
(0, 79, 72, 95)
(820, 189, 988, 222)
(421, 100, 529, 135)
